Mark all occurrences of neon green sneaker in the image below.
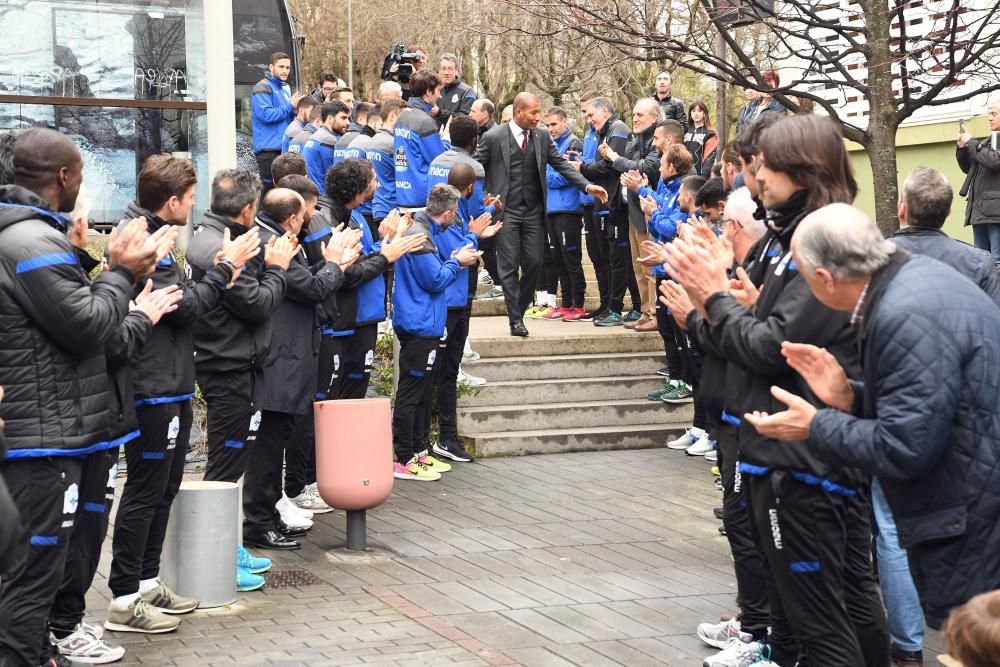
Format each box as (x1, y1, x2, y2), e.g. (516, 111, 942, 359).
(417, 453, 452, 473)
(524, 304, 547, 319)
(394, 457, 441, 481)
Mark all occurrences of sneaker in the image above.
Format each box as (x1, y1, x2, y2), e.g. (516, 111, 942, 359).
(277, 494, 313, 526)
(478, 268, 493, 285)
(698, 617, 751, 649)
(237, 567, 266, 592)
(703, 638, 770, 667)
(236, 544, 272, 574)
(457, 366, 487, 387)
(462, 349, 481, 362)
(525, 305, 551, 319)
(656, 367, 671, 377)
(594, 311, 624, 327)
(561, 307, 586, 322)
(647, 382, 672, 401)
(705, 449, 718, 462)
(713, 506, 724, 520)
(140, 582, 198, 615)
(417, 452, 452, 472)
(54, 623, 126, 663)
(433, 439, 474, 462)
(667, 428, 698, 450)
(543, 306, 568, 320)
(394, 457, 441, 481)
(661, 380, 694, 403)
(711, 466, 721, 477)
(290, 485, 333, 514)
(104, 599, 179, 634)
(718, 524, 727, 536)
(686, 435, 715, 457)
(714, 477, 723, 491)
(578, 307, 606, 322)
(624, 309, 642, 322)
(479, 286, 504, 300)
(276, 501, 314, 530)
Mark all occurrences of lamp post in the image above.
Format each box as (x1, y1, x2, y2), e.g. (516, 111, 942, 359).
(347, 0, 354, 89)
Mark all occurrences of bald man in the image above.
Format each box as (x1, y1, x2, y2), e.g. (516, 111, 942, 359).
(476, 92, 608, 336)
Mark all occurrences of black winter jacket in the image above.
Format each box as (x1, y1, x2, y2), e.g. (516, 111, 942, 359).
(0, 186, 134, 457)
(655, 94, 687, 133)
(580, 114, 630, 211)
(610, 124, 660, 230)
(436, 76, 476, 127)
(810, 253, 1000, 628)
(703, 191, 866, 490)
(186, 211, 286, 373)
(957, 136, 1000, 226)
(255, 214, 344, 415)
(891, 226, 1000, 304)
(120, 203, 234, 403)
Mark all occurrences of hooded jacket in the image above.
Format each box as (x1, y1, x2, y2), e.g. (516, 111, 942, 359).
(391, 211, 462, 337)
(437, 76, 477, 126)
(186, 211, 287, 373)
(0, 185, 133, 457)
(255, 213, 344, 415)
(251, 72, 295, 153)
(303, 126, 341, 194)
(579, 114, 630, 211)
(703, 190, 866, 490)
(611, 124, 660, 229)
(546, 130, 584, 215)
(367, 128, 397, 220)
(394, 98, 448, 207)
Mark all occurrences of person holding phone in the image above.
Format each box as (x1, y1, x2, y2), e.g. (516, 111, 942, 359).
(957, 101, 1000, 269)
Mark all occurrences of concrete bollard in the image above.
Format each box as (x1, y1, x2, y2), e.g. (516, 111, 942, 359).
(315, 398, 394, 550)
(160, 480, 238, 608)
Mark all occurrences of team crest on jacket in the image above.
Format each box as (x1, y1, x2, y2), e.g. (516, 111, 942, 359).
(63, 483, 79, 515)
(395, 146, 407, 168)
(167, 415, 180, 441)
(249, 410, 262, 432)
(452, 94, 459, 103)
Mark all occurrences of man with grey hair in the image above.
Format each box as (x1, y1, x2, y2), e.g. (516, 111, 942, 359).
(958, 100, 1000, 269)
(436, 53, 476, 127)
(745, 202, 1000, 631)
(378, 80, 403, 104)
(893, 167, 1000, 303)
(391, 184, 481, 480)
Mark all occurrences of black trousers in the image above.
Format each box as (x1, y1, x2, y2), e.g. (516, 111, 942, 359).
(748, 473, 889, 667)
(603, 206, 631, 313)
(50, 446, 120, 635)
(717, 423, 770, 642)
(541, 225, 558, 296)
(109, 402, 191, 598)
(496, 212, 545, 322)
(255, 150, 279, 187)
(434, 308, 470, 442)
(583, 207, 609, 311)
(548, 213, 586, 308)
(198, 368, 264, 483)
(336, 324, 378, 400)
(655, 276, 682, 378)
(393, 331, 439, 462)
(478, 235, 501, 285)
(244, 411, 302, 536)
(0, 456, 82, 667)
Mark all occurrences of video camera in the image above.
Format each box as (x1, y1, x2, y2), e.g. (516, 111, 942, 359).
(380, 43, 422, 85)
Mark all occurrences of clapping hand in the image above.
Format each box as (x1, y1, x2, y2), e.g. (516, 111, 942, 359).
(743, 386, 817, 441)
(639, 194, 659, 218)
(620, 170, 647, 193)
(781, 342, 854, 412)
(130, 280, 183, 325)
(659, 279, 695, 330)
(729, 266, 760, 308)
(469, 212, 502, 239)
(107, 218, 158, 281)
(662, 236, 730, 314)
(483, 193, 503, 213)
(264, 233, 299, 270)
(636, 239, 669, 267)
(379, 233, 426, 263)
(215, 227, 261, 283)
(452, 243, 482, 267)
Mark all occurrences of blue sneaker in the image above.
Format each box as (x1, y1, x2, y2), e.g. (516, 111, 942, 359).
(237, 567, 265, 592)
(237, 545, 271, 574)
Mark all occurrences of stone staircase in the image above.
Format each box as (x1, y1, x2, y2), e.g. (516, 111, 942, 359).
(457, 317, 692, 458)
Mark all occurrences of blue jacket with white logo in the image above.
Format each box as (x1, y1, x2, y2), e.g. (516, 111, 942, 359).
(303, 126, 341, 194)
(352, 209, 386, 326)
(367, 129, 396, 220)
(251, 73, 295, 153)
(333, 130, 360, 165)
(281, 118, 304, 154)
(579, 126, 599, 207)
(639, 176, 684, 277)
(287, 123, 317, 155)
(546, 130, 584, 215)
(342, 135, 374, 218)
(394, 99, 448, 207)
(392, 211, 462, 337)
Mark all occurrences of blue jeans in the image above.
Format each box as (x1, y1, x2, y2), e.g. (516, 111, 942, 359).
(972, 223, 1000, 271)
(872, 479, 924, 652)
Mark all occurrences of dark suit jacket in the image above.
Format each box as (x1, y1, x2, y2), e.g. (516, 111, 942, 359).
(475, 122, 591, 217)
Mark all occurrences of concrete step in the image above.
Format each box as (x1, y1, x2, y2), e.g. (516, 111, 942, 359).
(467, 326, 663, 358)
(464, 423, 691, 458)
(471, 296, 603, 317)
(459, 374, 665, 407)
(457, 398, 692, 433)
(463, 351, 665, 382)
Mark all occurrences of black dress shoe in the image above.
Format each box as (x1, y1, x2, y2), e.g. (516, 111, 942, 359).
(510, 321, 529, 337)
(245, 530, 301, 550)
(277, 521, 308, 537)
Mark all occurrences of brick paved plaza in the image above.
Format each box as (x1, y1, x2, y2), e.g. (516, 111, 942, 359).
(86, 449, 944, 666)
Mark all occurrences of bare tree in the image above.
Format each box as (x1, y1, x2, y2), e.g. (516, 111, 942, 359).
(496, 0, 1000, 234)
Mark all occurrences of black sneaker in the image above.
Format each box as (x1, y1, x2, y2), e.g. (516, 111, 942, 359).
(656, 367, 671, 377)
(713, 506, 724, 520)
(579, 307, 607, 322)
(433, 439, 474, 462)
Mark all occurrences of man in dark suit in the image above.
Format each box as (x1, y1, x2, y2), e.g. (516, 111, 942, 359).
(476, 92, 608, 336)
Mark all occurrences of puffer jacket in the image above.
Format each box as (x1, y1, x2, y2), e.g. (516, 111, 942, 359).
(703, 190, 866, 490)
(891, 225, 1000, 304)
(250, 73, 294, 153)
(810, 253, 1000, 628)
(0, 185, 133, 457)
(186, 211, 287, 373)
(436, 76, 477, 126)
(611, 124, 660, 229)
(579, 114, 630, 211)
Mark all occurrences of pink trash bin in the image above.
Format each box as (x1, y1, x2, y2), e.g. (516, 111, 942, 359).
(314, 398, 394, 549)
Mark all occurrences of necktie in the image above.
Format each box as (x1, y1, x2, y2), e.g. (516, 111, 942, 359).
(521, 130, 529, 154)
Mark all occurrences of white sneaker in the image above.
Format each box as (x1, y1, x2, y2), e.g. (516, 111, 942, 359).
(697, 617, 750, 649)
(457, 366, 486, 387)
(291, 483, 334, 514)
(667, 429, 698, 450)
(277, 494, 313, 524)
(462, 349, 481, 362)
(54, 622, 126, 664)
(478, 268, 493, 285)
(686, 435, 715, 457)
(703, 637, 767, 667)
(705, 449, 718, 462)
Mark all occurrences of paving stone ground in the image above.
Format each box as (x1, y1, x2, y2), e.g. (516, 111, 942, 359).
(86, 449, 943, 666)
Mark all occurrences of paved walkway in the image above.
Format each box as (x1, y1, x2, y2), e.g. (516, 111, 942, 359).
(86, 449, 943, 666)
